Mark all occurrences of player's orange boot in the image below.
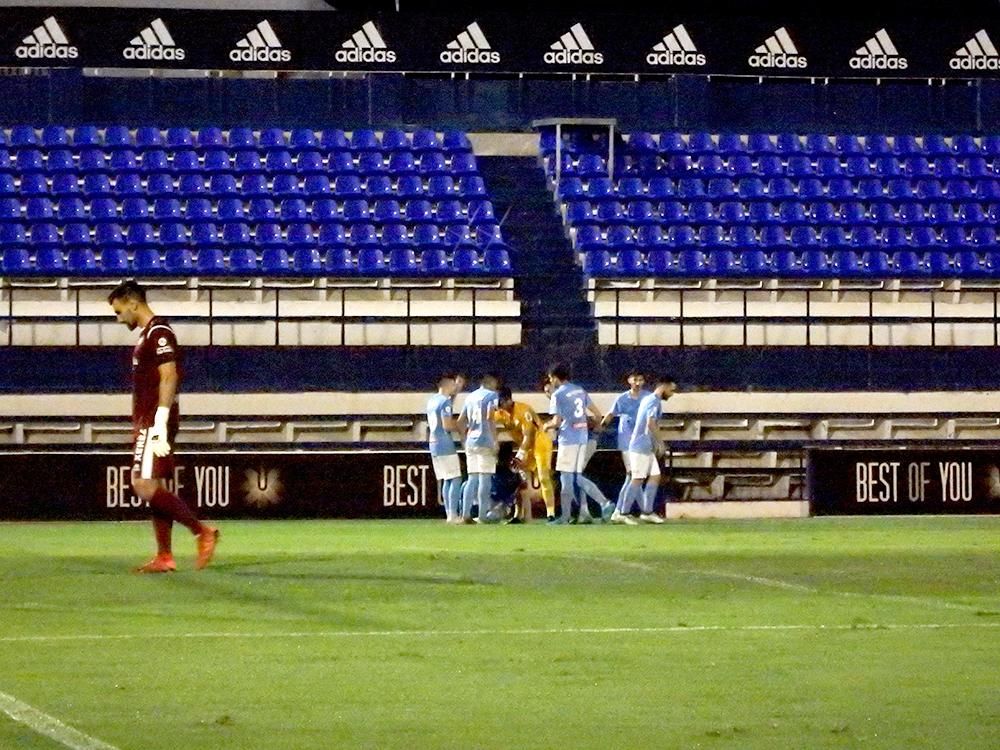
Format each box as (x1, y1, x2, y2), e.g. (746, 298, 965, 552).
(195, 526, 219, 570)
(135, 553, 177, 573)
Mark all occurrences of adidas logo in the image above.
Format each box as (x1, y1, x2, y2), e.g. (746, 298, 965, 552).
(15, 16, 78, 60)
(849, 28, 908, 70)
(950, 29, 999, 71)
(336, 20, 396, 64)
(229, 20, 290, 64)
(439, 22, 499, 65)
(545, 23, 603, 65)
(647, 24, 706, 67)
(123, 18, 185, 62)
(748, 26, 807, 69)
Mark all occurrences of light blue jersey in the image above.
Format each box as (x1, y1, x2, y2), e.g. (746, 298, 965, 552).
(628, 392, 663, 454)
(549, 382, 591, 446)
(426, 393, 456, 457)
(461, 386, 499, 450)
(611, 389, 649, 452)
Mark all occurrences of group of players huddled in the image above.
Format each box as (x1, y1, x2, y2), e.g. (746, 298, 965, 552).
(427, 364, 677, 525)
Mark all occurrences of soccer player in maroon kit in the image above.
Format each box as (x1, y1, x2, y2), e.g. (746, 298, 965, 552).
(108, 280, 218, 573)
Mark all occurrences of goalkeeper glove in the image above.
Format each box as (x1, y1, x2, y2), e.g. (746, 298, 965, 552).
(149, 406, 172, 458)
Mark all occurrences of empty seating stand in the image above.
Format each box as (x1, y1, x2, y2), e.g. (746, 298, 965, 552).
(548, 130, 1000, 279)
(0, 126, 512, 278)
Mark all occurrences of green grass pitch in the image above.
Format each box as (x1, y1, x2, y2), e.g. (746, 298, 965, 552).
(0, 517, 998, 749)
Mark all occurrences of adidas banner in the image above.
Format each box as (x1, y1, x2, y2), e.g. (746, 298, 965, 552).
(0, 8, 996, 78)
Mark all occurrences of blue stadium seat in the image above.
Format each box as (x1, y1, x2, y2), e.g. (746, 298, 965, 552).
(381, 223, 412, 251)
(615, 247, 644, 275)
(341, 198, 370, 225)
(15, 174, 44, 199)
(450, 152, 478, 176)
(289, 128, 318, 152)
(42, 149, 73, 175)
(647, 177, 676, 200)
(735, 178, 764, 202)
(746, 133, 776, 155)
(231, 246, 262, 274)
(770, 248, 800, 276)
(0, 174, 14, 198)
(966, 157, 991, 179)
(646, 248, 673, 276)
(634, 225, 665, 249)
(427, 177, 458, 200)
(193, 127, 223, 151)
(894, 250, 927, 277)
(697, 154, 727, 177)
(71, 126, 101, 150)
(94, 222, 125, 249)
(142, 173, 172, 199)
(484, 246, 512, 274)
(334, 175, 364, 198)
(183, 199, 212, 224)
(719, 201, 747, 225)
(902, 156, 931, 178)
(326, 151, 355, 176)
(207, 174, 237, 198)
(775, 133, 803, 155)
(658, 132, 687, 155)
(178, 174, 207, 197)
(133, 247, 163, 274)
(687, 132, 715, 155)
(246, 198, 275, 222)
(131, 126, 163, 151)
(349, 224, 380, 250)
(99, 247, 129, 275)
(272, 174, 302, 199)
(583, 248, 611, 275)
(717, 133, 745, 155)
(806, 133, 833, 154)
(760, 226, 788, 249)
(0, 198, 21, 222)
(309, 199, 337, 224)
(894, 135, 922, 157)
(26, 197, 54, 222)
(954, 250, 985, 278)
(941, 226, 968, 249)
(933, 157, 960, 179)
(164, 126, 193, 149)
(444, 225, 475, 249)
(280, 198, 309, 222)
(728, 155, 754, 178)
(597, 200, 627, 226)
(361, 175, 390, 199)
(164, 247, 195, 274)
(574, 225, 605, 252)
(266, 150, 295, 175)
(791, 226, 820, 248)
(227, 128, 256, 151)
(171, 150, 200, 175)
(351, 129, 380, 152)
(1, 246, 30, 274)
(196, 247, 226, 274)
(253, 223, 281, 249)
(832, 248, 862, 276)
(356, 247, 385, 274)
(627, 200, 657, 226)
(953, 135, 979, 157)
(414, 224, 446, 252)
(766, 178, 795, 200)
(191, 223, 219, 247)
(29, 223, 60, 249)
(220, 223, 250, 247)
(707, 178, 736, 200)
(441, 131, 471, 154)
(740, 248, 768, 275)
(944, 179, 973, 202)
(138, 149, 169, 173)
(34, 246, 65, 273)
(474, 224, 504, 249)
(320, 129, 350, 153)
(67, 247, 98, 274)
(8, 125, 36, 148)
(202, 150, 231, 175)
(709, 249, 738, 276)
(923, 134, 950, 157)
(318, 222, 348, 246)
(801, 249, 832, 276)
(287, 223, 317, 249)
(234, 151, 264, 175)
(657, 200, 683, 223)
(385, 151, 416, 177)
(126, 223, 156, 250)
(325, 247, 353, 274)
(51, 174, 80, 199)
(159, 222, 187, 249)
(62, 223, 90, 249)
(926, 250, 953, 277)
(467, 199, 495, 226)
(373, 199, 402, 225)
(41, 125, 69, 148)
(258, 128, 287, 152)
(627, 132, 657, 155)
(111, 174, 143, 199)
(699, 225, 726, 248)
(786, 155, 813, 177)
(972, 226, 997, 247)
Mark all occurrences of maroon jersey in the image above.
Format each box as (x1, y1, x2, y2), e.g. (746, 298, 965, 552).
(131, 316, 181, 432)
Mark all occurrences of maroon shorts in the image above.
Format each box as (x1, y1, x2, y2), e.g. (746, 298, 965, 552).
(131, 426, 176, 480)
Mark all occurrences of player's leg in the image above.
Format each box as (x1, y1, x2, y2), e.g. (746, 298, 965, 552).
(615, 451, 632, 513)
(533, 445, 556, 519)
(552, 442, 580, 523)
(461, 474, 478, 521)
(638, 459, 664, 524)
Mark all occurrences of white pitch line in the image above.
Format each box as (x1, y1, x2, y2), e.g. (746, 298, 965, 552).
(0, 621, 998, 645)
(0, 691, 120, 750)
(688, 568, 992, 612)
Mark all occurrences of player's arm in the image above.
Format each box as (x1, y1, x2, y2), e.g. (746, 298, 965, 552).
(455, 408, 469, 437)
(149, 361, 178, 457)
(648, 412, 665, 456)
(586, 396, 604, 432)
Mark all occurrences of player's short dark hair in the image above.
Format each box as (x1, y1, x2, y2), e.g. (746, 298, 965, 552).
(547, 363, 571, 381)
(438, 371, 458, 385)
(654, 374, 677, 386)
(107, 279, 146, 305)
(497, 386, 513, 402)
(625, 368, 644, 380)
(481, 373, 499, 388)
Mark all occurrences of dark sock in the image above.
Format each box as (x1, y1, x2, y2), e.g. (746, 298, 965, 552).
(149, 487, 203, 535)
(152, 515, 173, 555)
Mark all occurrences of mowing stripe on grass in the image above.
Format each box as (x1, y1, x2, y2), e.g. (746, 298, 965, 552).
(0, 691, 120, 750)
(0, 621, 998, 644)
